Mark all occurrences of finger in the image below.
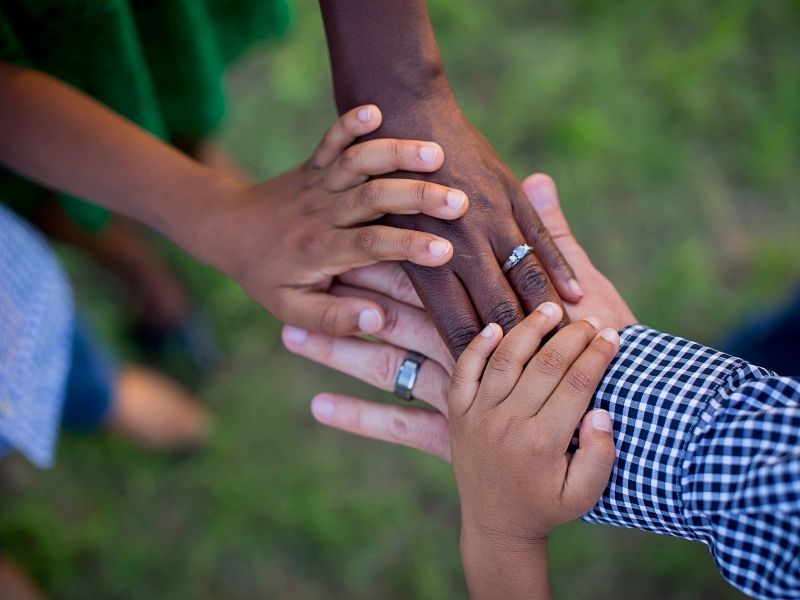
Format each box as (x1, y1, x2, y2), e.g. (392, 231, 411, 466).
(517, 174, 583, 302)
(331, 283, 453, 370)
(285, 291, 385, 337)
(476, 302, 562, 407)
(537, 328, 620, 449)
(458, 249, 526, 334)
(335, 179, 468, 226)
(282, 325, 451, 413)
(334, 225, 454, 269)
(337, 263, 424, 309)
(405, 265, 483, 357)
(561, 409, 616, 516)
(310, 104, 382, 169)
(324, 139, 444, 191)
(311, 393, 452, 462)
(449, 323, 502, 418)
(492, 225, 566, 325)
(510, 317, 602, 416)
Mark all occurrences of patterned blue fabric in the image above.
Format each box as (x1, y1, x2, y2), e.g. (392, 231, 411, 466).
(585, 325, 800, 599)
(0, 203, 73, 467)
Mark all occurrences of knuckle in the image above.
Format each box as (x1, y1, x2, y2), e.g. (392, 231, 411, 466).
(318, 301, 345, 334)
(445, 322, 482, 357)
(359, 180, 383, 209)
(418, 181, 436, 209)
(400, 230, 418, 254)
(373, 347, 401, 389)
(488, 347, 518, 375)
(536, 345, 568, 376)
(339, 146, 361, 172)
(515, 261, 551, 298)
(354, 228, 379, 255)
(486, 299, 522, 331)
(391, 140, 406, 165)
(565, 367, 593, 394)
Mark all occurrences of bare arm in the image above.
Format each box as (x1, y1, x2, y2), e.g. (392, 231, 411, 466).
(319, 0, 582, 355)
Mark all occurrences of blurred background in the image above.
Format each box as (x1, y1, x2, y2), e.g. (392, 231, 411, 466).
(2, 0, 799, 597)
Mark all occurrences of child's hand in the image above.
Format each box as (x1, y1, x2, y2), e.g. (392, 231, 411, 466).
(448, 302, 619, 598)
(191, 105, 467, 337)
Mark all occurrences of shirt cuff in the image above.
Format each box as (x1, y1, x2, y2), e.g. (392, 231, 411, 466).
(582, 325, 748, 540)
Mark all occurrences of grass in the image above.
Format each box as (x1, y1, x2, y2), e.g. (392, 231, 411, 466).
(2, 0, 799, 597)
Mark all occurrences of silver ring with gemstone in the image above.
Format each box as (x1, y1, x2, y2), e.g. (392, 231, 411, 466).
(502, 243, 534, 273)
(394, 351, 426, 401)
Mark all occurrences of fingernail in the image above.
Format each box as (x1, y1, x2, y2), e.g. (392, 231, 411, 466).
(419, 145, 438, 164)
(536, 302, 561, 318)
(531, 182, 557, 210)
(480, 324, 496, 338)
(357, 107, 371, 123)
(358, 308, 382, 333)
(284, 325, 308, 346)
(428, 240, 451, 258)
(584, 316, 602, 330)
(591, 410, 612, 432)
(446, 190, 466, 210)
(312, 395, 336, 421)
(568, 278, 584, 297)
(599, 328, 619, 344)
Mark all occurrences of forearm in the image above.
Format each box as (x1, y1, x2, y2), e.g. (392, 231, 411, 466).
(585, 325, 800, 598)
(319, 0, 457, 133)
(460, 527, 551, 600)
(0, 63, 237, 246)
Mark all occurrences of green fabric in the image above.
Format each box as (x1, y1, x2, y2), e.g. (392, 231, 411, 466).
(0, 0, 291, 232)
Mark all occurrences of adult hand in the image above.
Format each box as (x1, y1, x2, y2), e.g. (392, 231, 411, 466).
(378, 99, 583, 355)
(282, 173, 637, 460)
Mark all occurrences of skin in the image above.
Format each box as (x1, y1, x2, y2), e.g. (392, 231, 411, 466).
(282, 174, 637, 459)
(318, 0, 584, 355)
(450, 310, 618, 598)
(0, 63, 472, 337)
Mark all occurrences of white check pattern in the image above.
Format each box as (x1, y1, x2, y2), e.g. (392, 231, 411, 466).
(0, 204, 73, 468)
(584, 325, 800, 599)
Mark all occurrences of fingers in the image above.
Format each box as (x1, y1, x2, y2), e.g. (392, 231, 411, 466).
(516, 175, 583, 302)
(448, 324, 503, 418)
(337, 263, 424, 309)
(561, 409, 616, 515)
(476, 302, 563, 408)
(324, 139, 444, 191)
(282, 323, 451, 413)
(496, 228, 564, 319)
(335, 179, 468, 226)
(333, 225, 454, 268)
(406, 265, 483, 356)
(310, 104, 383, 169)
(331, 283, 453, 369)
(521, 174, 573, 241)
(285, 292, 385, 337)
(310, 393, 452, 462)
(510, 318, 602, 416)
(459, 255, 526, 335)
(536, 328, 620, 449)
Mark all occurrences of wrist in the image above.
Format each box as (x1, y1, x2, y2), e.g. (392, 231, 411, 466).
(156, 164, 249, 273)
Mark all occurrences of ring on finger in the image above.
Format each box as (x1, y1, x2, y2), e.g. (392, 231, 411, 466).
(394, 351, 427, 401)
(502, 243, 534, 274)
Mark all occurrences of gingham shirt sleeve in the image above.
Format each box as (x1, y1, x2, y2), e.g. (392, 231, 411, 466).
(582, 325, 800, 599)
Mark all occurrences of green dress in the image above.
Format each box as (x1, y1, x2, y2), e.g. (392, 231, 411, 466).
(0, 0, 291, 231)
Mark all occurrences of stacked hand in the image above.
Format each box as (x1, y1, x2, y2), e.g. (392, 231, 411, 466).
(187, 104, 469, 337)
(282, 174, 637, 460)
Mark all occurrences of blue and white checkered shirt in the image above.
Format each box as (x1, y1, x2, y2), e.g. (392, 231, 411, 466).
(0, 203, 73, 468)
(585, 325, 800, 599)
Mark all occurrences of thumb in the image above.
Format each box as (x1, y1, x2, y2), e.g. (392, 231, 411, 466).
(521, 173, 573, 241)
(291, 292, 386, 337)
(562, 409, 616, 515)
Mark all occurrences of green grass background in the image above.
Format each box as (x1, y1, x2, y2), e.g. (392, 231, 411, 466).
(2, 0, 799, 598)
